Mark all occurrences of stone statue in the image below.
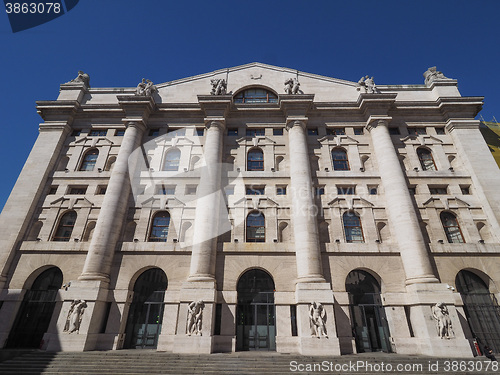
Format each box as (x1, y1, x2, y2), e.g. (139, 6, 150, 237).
(64, 299, 87, 334)
(424, 66, 449, 86)
(135, 78, 157, 97)
(432, 302, 454, 339)
(357, 75, 377, 93)
(309, 302, 328, 338)
(284, 78, 300, 94)
(68, 71, 90, 87)
(186, 300, 205, 336)
(210, 79, 227, 95)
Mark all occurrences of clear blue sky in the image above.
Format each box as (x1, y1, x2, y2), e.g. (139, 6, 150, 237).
(1, 0, 499, 211)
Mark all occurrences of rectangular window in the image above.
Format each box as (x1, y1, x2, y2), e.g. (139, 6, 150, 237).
(276, 186, 287, 195)
(246, 186, 265, 195)
(186, 185, 197, 195)
(408, 127, 427, 135)
(68, 186, 87, 195)
(307, 128, 318, 135)
(227, 128, 238, 136)
(315, 186, 325, 196)
(96, 185, 107, 195)
(389, 127, 400, 135)
(246, 128, 265, 137)
(71, 130, 81, 137)
(115, 129, 125, 136)
(460, 185, 470, 195)
(157, 185, 176, 195)
(327, 127, 346, 135)
(337, 186, 355, 195)
(196, 128, 204, 137)
(429, 186, 448, 195)
(48, 186, 58, 195)
(273, 128, 284, 136)
(89, 129, 107, 137)
(435, 127, 446, 135)
(148, 129, 160, 137)
(225, 186, 235, 196)
(354, 127, 364, 135)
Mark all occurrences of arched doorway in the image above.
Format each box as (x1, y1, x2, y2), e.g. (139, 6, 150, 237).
(236, 269, 275, 351)
(6, 267, 63, 348)
(346, 270, 391, 353)
(124, 268, 167, 349)
(456, 270, 500, 352)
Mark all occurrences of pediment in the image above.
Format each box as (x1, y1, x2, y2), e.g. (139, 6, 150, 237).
(50, 196, 93, 209)
(328, 197, 374, 209)
(72, 137, 113, 146)
(319, 134, 359, 145)
(236, 136, 276, 146)
(233, 196, 279, 209)
(141, 196, 185, 208)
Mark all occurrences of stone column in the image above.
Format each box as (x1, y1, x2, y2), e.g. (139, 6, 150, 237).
(286, 120, 325, 283)
(367, 119, 438, 285)
(187, 120, 225, 281)
(79, 121, 146, 281)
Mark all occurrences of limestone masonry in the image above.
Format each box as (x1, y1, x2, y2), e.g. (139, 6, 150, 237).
(0, 63, 499, 356)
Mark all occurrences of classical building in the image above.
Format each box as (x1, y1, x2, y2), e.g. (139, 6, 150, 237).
(1, 63, 499, 356)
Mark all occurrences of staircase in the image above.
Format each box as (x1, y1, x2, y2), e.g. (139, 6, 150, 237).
(0, 350, 496, 374)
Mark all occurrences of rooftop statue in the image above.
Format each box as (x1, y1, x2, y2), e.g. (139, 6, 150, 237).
(424, 66, 449, 86)
(135, 78, 157, 97)
(210, 78, 227, 95)
(284, 77, 300, 94)
(357, 75, 377, 93)
(67, 70, 90, 87)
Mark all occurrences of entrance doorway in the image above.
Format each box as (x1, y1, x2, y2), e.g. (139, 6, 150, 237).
(346, 270, 391, 353)
(124, 268, 167, 349)
(236, 269, 276, 351)
(6, 267, 63, 348)
(456, 270, 500, 352)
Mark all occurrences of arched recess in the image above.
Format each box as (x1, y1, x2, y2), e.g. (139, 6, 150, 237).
(376, 222, 390, 243)
(455, 270, 500, 351)
(360, 155, 372, 171)
(319, 221, 331, 243)
(82, 221, 96, 242)
(278, 221, 290, 242)
(275, 156, 284, 171)
(123, 221, 137, 242)
(190, 156, 200, 171)
(236, 269, 275, 351)
(180, 221, 193, 243)
(27, 221, 43, 241)
(57, 156, 70, 171)
(346, 269, 391, 353)
(124, 268, 168, 349)
(6, 267, 63, 348)
(105, 156, 116, 171)
(477, 222, 492, 243)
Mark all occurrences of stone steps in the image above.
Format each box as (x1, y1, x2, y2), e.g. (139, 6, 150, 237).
(0, 351, 496, 374)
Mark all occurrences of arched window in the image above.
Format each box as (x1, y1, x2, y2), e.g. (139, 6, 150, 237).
(149, 212, 170, 242)
(343, 211, 364, 243)
(417, 148, 436, 171)
(332, 148, 349, 171)
(440, 211, 464, 243)
(246, 211, 265, 242)
(53, 211, 77, 242)
(247, 148, 264, 171)
(79, 149, 98, 171)
(163, 149, 181, 171)
(234, 88, 278, 103)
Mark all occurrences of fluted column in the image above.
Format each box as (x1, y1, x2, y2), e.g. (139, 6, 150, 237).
(79, 121, 146, 281)
(287, 120, 325, 283)
(367, 119, 438, 284)
(188, 120, 225, 281)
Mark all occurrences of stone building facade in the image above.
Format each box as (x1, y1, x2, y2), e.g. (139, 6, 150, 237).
(0, 63, 499, 356)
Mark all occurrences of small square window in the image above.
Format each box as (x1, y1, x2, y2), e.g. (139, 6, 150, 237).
(460, 186, 470, 195)
(71, 130, 81, 137)
(115, 129, 125, 136)
(227, 128, 238, 136)
(89, 129, 107, 137)
(149, 129, 160, 137)
(68, 186, 87, 195)
(96, 186, 107, 195)
(246, 128, 265, 137)
(196, 128, 204, 137)
(369, 187, 378, 195)
(157, 185, 175, 195)
(435, 127, 446, 135)
(308, 128, 318, 135)
(429, 186, 448, 195)
(276, 186, 287, 195)
(354, 128, 364, 135)
(389, 127, 401, 135)
(273, 128, 284, 136)
(315, 186, 325, 196)
(327, 128, 346, 135)
(408, 127, 427, 136)
(246, 186, 265, 195)
(225, 186, 235, 196)
(48, 186, 58, 195)
(186, 185, 197, 195)
(337, 186, 355, 195)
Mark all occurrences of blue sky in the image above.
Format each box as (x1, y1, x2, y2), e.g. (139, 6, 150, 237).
(1, 0, 499, 211)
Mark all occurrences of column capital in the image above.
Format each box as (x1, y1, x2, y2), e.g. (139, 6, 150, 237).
(365, 116, 392, 132)
(205, 120, 226, 131)
(286, 119, 307, 131)
(118, 95, 156, 128)
(125, 120, 147, 132)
